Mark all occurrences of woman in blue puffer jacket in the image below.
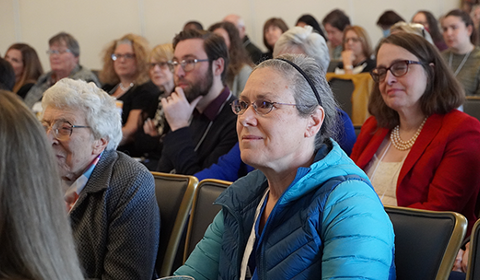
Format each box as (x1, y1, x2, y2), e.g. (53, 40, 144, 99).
(176, 54, 395, 280)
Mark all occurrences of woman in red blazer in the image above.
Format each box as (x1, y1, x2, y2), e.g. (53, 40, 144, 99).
(351, 32, 480, 235)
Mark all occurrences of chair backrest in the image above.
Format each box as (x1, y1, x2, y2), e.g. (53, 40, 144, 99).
(151, 172, 198, 277)
(329, 78, 354, 119)
(183, 179, 231, 262)
(464, 96, 480, 123)
(385, 206, 467, 280)
(466, 219, 480, 280)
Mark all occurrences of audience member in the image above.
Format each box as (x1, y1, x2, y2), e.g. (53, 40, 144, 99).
(195, 25, 357, 182)
(0, 57, 15, 91)
(224, 14, 263, 64)
(351, 32, 480, 235)
(100, 33, 160, 154)
(377, 10, 405, 37)
(156, 29, 237, 174)
(209, 21, 253, 97)
(177, 54, 395, 279)
(141, 43, 176, 170)
(183, 20, 204, 31)
(442, 9, 480, 96)
(334, 25, 375, 74)
(4, 43, 43, 98)
(322, 9, 351, 60)
(296, 14, 327, 41)
(262, 17, 288, 60)
(24, 32, 100, 109)
(0, 90, 84, 280)
(390, 22, 434, 45)
(412, 10, 448, 50)
(40, 78, 160, 279)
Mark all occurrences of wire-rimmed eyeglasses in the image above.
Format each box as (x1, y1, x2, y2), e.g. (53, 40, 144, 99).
(370, 60, 424, 83)
(149, 61, 173, 72)
(168, 58, 209, 72)
(231, 99, 312, 116)
(42, 120, 91, 141)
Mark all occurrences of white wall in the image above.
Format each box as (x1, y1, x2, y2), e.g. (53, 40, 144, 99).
(1, 0, 460, 71)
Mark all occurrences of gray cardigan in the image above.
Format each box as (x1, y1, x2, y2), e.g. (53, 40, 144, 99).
(24, 64, 100, 108)
(70, 149, 160, 280)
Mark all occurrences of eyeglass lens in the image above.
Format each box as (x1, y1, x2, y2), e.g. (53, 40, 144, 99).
(231, 100, 275, 115)
(43, 121, 73, 140)
(371, 61, 410, 82)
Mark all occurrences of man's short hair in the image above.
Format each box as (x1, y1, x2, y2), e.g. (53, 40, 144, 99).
(173, 29, 230, 83)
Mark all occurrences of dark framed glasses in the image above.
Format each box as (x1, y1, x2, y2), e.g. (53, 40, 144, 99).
(370, 60, 424, 83)
(168, 58, 209, 72)
(42, 120, 91, 141)
(231, 99, 311, 116)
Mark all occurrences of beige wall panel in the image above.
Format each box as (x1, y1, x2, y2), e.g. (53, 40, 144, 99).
(1, 0, 461, 73)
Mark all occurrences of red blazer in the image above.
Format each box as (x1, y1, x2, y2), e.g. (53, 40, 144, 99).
(351, 110, 480, 234)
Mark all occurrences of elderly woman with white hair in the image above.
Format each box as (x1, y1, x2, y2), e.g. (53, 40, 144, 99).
(273, 25, 330, 71)
(40, 78, 160, 280)
(176, 54, 395, 279)
(194, 25, 356, 182)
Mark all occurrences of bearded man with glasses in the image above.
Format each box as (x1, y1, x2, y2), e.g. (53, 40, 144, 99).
(155, 29, 237, 175)
(40, 78, 160, 280)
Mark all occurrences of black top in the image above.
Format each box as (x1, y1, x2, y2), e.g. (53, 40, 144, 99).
(103, 81, 161, 157)
(103, 81, 160, 125)
(243, 35, 263, 65)
(157, 90, 238, 175)
(17, 82, 35, 99)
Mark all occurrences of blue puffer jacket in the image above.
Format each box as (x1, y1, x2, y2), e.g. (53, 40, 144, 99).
(176, 140, 396, 279)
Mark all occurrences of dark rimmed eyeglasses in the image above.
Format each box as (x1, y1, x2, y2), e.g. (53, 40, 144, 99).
(231, 99, 312, 116)
(168, 58, 209, 72)
(111, 53, 136, 61)
(42, 120, 91, 141)
(370, 60, 424, 83)
(149, 62, 173, 72)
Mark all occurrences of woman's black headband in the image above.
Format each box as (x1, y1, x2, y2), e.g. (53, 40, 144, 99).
(275, 58, 323, 107)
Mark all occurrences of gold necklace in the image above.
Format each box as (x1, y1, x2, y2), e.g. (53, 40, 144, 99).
(390, 117, 427, 151)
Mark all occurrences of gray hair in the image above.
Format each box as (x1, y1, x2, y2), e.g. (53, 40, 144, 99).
(273, 25, 330, 73)
(41, 78, 122, 150)
(390, 22, 434, 45)
(256, 54, 338, 149)
(49, 32, 80, 58)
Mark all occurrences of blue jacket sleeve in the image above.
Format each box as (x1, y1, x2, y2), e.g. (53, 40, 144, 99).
(194, 142, 256, 182)
(321, 180, 396, 279)
(174, 210, 225, 280)
(336, 108, 356, 156)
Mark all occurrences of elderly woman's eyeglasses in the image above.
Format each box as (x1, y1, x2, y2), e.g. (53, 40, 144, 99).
(168, 59, 209, 72)
(231, 99, 310, 116)
(42, 120, 91, 141)
(150, 62, 173, 72)
(46, 49, 71, 56)
(370, 60, 424, 83)
(111, 53, 136, 61)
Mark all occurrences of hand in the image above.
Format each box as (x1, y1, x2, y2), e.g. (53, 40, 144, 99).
(143, 118, 159, 137)
(453, 249, 465, 272)
(341, 50, 355, 68)
(452, 242, 470, 273)
(161, 87, 202, 131)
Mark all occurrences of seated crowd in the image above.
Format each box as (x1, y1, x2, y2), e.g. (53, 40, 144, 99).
(2, 6, 480, 280)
